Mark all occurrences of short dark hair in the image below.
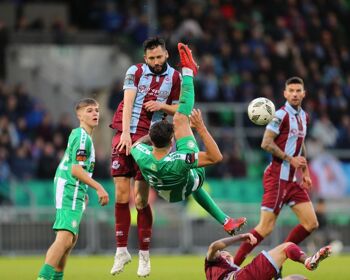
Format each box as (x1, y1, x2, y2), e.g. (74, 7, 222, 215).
(143, 37, 166, 53)
(149, 120, 174, 148)
(285, 76, 304, 87)
(75, 98, 98, 112)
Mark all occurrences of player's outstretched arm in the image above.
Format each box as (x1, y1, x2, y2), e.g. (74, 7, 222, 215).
(190, 109, 223, 167)
(206, 233, 257, 261)
(261, 129, 307, 169)
(71, 165, 109, 206)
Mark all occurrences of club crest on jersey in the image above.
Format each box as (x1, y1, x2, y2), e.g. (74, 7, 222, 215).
(72, 220, 77, 228)
(76, 149, 87, 161)
(151, 164, 157, 171)
(112, 160, 120, 170)
(185, 153, 196, 164)
(187, 140, 196, 149)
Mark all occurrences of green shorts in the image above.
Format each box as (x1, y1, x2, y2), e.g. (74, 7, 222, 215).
(53, 209, 84, 235)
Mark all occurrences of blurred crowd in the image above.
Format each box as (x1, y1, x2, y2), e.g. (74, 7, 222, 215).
(1, 1, 350, 201)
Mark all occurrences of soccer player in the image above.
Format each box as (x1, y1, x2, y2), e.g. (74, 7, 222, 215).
(37, 98, 109, 280)
(131, 43, 247, 244)
(234, 77, 319, 272)
(205, 233, 331, 280)
(110, 37, 181, 277)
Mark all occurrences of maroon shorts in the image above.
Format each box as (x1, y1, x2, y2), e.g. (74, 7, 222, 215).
(111, 132, 145, 180)
(235, 251, 278, 280)
(262, 168, 310, 215)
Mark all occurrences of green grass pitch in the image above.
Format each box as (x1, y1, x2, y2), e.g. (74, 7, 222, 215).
(0, 254, 349, 279)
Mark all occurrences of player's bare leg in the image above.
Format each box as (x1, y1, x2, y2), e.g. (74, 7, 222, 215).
(53, 234, 78, 279)
(111, 176, 132, 275)
(290, 201, 318, 232)
(255, 210, 278, 237)
(234, 210, 277, 266)
(135, 180, 152, 277)
(37, 231, 75, 279)
(268, 242, 331, 278)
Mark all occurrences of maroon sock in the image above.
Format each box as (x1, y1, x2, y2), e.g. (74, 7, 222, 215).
(137, 204, 153, 251)
(234, 229, 264, 265)
(115, 202, 131, 247)
(284, 224, 311, 244)
(284, 243, 306, 262)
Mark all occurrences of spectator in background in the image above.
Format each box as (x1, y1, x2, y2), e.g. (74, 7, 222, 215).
(310, 140, 347, 199)
(36, 142, 59, 179)
(311, 113, 338, 148)
(10, 143, 35, 180)
(36, 112, 54, 142)
(337, 114, 350, 148)
(0, 147, 11, 205)
(0, 20, 8, 79)
(55, 113, 73, 144)
(107, 79, 124, 113)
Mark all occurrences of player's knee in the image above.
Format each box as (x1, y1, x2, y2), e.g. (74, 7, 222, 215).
(307, 219, 319, 232)
(257, 221, 275, 236)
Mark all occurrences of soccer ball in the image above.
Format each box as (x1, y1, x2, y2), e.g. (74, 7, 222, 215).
(247, 97, 275, 125)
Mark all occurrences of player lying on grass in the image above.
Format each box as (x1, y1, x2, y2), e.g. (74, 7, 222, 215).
(205, 233, 331, 280)
(37, 98, 109, 280)
(131, 43, 246, 237)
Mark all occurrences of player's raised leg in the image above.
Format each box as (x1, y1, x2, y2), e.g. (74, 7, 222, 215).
(177, 43, 246, 236)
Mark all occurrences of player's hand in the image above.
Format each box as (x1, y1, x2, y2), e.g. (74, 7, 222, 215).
(241, 233, 257, 245)
(301, 175, 312, 190)
(144, 100, 162, 112)
(190, 109, 205, 130)
(290, 156, 307, 169)
(97, 186, 109, 206)
(117, 132, 132, 155)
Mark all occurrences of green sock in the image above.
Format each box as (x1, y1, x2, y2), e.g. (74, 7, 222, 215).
(178, 75, 195, 116)
(38, 263, 55, 280)
(192, 188, 227, 224)
(53, 271, 64, 280)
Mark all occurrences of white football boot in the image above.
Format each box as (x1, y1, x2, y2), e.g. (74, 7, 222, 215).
(137, 250, 151, 277)
(110, 248, 132, 275)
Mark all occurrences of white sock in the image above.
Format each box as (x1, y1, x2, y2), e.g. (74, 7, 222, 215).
(182, 67, 193, 77)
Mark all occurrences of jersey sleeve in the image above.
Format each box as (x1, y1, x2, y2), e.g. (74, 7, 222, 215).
(266, 109, 286, 135)
(167, 71, 181, 105)
(172, 136, 199, 170)
(123, 65, 140, 91)
(70, 130, 91, 167)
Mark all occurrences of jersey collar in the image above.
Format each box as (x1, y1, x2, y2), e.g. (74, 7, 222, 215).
(144, 63, 170, 76)
(285, 101, 302, 115)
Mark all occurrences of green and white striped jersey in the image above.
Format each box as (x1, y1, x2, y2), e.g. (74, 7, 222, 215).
(54, 127, 95, 211)
(131, 136, 205, 203)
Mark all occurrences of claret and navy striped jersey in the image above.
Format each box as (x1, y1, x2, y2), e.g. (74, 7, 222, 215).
(54, 127, 95, 211)
(265, 102, 309, 182)
(110, 63, 181, 134)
